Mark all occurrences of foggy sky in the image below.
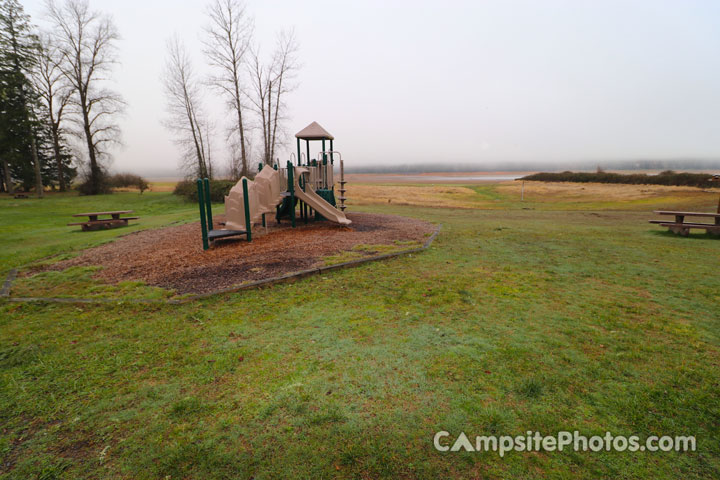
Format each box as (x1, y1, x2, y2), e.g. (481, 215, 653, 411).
(23, 0, 720, 176)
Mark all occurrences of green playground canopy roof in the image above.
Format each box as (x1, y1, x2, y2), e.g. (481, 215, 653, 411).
(295, 121, 334, 141)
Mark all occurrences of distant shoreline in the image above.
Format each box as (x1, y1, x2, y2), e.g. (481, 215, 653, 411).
(345, 172, 531, 184)
(148, 169, 720, 185)
(346, 169, 719, 184)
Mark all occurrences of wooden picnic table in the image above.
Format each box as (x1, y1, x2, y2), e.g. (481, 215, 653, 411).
(68, 210, 139, 231)
(73, 210, 133, 220)
(649, 210, 720, 236)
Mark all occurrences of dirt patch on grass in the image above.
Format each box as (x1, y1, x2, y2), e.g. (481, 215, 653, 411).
(34, 213, 435, 295)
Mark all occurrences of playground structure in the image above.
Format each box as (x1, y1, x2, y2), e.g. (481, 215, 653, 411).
(195, 122, 351, 250)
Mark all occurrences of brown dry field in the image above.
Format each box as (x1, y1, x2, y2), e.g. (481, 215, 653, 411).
(346, 181, 720, 209)
(497, 181, 720, 202)
(347, 184, 481, 208)
(135, 173, 720, 209)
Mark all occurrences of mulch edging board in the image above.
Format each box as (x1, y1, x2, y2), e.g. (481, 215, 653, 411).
(1, 226, 440, 305)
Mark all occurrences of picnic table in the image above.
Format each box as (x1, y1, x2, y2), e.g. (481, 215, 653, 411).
(68, 210, 139, 231)
(649, 210, 720, 236)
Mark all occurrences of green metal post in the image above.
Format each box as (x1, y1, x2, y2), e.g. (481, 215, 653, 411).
(242, 178, 252, 242)
(330, 140, 334, 164)
(310, 159, 317, 217)
(322, 156, 327, 189)
(197, 179, 209, 250)
(258, 163, 265, 227)
(287, 161, 295, 228)
(306, 140, 310, 167)
(296, 138, 301, 166)
(321, 139, 327, 188)
(301, 173, 308, 224)
(203, 178, 213, 231)
(298, 173, 303, 221)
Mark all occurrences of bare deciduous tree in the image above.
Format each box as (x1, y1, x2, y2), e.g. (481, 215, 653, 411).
(162, 36, 212, 179)
(248, 29, 298, 167)
(31, 33, 72, 191)
(227, 141, 241, 180)
(46, 0, 124, 195)
(227, 136, 255, 180)
(203, 0, 252, 178)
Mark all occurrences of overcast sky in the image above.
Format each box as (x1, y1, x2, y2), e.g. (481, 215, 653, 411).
(23, 0, 720, 176)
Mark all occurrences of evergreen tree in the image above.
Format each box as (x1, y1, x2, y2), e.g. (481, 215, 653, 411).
(37, 115, 76, 189)
(0, 0, 43, 196)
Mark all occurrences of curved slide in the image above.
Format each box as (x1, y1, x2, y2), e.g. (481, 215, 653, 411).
(294, 168, 351, 226)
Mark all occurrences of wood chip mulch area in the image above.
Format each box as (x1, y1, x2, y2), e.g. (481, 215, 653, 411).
(37, 213, 435, 294)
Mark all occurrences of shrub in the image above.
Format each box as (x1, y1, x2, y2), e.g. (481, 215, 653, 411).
(173, 179, 238, 202)
(76, 170, 112, 195)
(520, 171, 715, 188)
(109, 173, 150, 193)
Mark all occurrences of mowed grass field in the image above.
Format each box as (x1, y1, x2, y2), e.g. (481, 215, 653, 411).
(1, 182, 719, 479)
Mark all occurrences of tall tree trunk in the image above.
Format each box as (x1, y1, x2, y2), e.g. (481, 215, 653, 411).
(48, 104, 66, 192)
(80, 93, 101, 194)
(84, 119, 100, 194)
(30, 137, 44, 198)
(192, 109, 208, 179)
(265, 80, 272, 166)
(270, 74, 283, 165)
(259, 98, 267, 167)
(206, 123, 213, 179)
(234, 85, 248, 178)
(51, 126, 66, 192)
(1, 159, 13, 194)
(186, 106, 205, 178)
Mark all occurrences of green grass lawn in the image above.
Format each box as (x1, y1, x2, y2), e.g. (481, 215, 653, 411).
(0, 191, 202, 278)
(1, 187, 719, 479)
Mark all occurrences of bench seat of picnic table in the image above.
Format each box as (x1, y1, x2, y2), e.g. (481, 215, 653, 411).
(649, 210, 720, 235)
(68, 211, 138, 231)
(648, 220, 720, 236)
(67, 217, 139, 226)
(649, 220, 720, 227)
(72, 210, 133, 217)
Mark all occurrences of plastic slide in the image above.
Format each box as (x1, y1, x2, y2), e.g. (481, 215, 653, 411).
(294, 167, 352, 226)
